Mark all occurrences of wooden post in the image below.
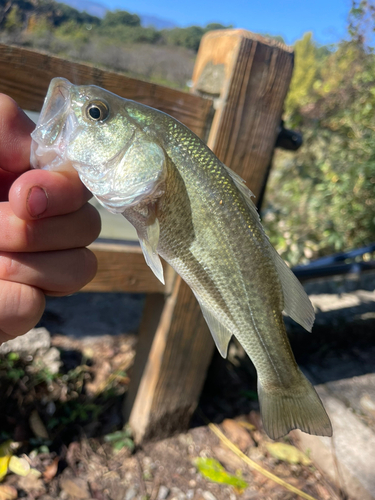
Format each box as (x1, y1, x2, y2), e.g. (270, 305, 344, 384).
(125, 278, 214, 442)
(192, 29, 294, 200)
(125, 29, 294, 442)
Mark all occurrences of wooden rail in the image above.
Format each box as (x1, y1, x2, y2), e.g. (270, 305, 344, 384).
(0, 31, 294, 442)
(0, 44, 212, 139)
(82, 240, 176, 295)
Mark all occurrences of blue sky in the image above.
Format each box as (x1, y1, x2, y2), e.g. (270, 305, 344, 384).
(97, 0, 352, 45)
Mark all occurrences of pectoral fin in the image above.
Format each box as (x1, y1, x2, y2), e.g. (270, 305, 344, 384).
(224, 164, 315, 332)
(137, 205, 165, 284)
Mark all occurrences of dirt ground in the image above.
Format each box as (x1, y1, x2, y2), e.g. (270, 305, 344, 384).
(0, 271, 374, 500)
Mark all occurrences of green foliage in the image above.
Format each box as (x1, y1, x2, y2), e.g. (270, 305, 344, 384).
(101, 9, 141, 28)
(4, 5, 23, 31)
(0, 352, 25, 380)
(98, 24, 161, 44)
(206, 22, 232, 31)
(162, 25, 205, 51)
(162, 23, 232, 51)
(264, 5, 375, 265)
(54, 19, 92, 44)
(348, 0, 375, 45)
(285, 33, 326, 124)
(28, 14, 53, 36)
(0, 0, 100, 32)
(52, 1, 100, 27)
(266, 442, 311, 465)
(194, 457, 248, 490)
(104, 427, 135, 452)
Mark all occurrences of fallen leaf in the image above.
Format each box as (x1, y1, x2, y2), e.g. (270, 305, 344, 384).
(0, 457, 10, 482)
(8, 456, 30, 476)
(29, 469, 42, 478)
(0, 443, 12, 456)
(194, 457, 248, 490)
(60, 477, 90, 499)
(0, 484, 17, 500)
(237, 421, 256, 431)
(43, 457, 59, 482)
(0, 442, 12, 482)
(29, 410, 49, 440)
(266, 442, 311, 465)
(17, 470, 45, 495)
(222, 419, 254, 450)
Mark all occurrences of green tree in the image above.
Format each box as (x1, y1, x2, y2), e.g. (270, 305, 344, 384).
(101, 10, 141, 28)
(284, 32, 328, 125)
(162, 23, 232, 52)
(162, 26, 205, 51)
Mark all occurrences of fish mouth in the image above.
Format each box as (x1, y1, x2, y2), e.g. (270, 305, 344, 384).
(30, 78, 78, 171)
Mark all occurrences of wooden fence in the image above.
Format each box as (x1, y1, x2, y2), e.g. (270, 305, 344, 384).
(0, 29, 294, 442)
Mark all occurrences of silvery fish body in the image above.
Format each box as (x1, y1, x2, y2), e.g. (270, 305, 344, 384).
(31, 78, 332, 439)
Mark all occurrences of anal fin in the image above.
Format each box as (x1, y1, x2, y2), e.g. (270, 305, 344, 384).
(194, 295, 233, 358)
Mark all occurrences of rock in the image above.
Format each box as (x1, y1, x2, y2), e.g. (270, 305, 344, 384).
(0, 484, 18, 500)
(17, 469, 46, 496)
(157, 485, 170, 500)
(213, 445, 244, 472)
(221, 419, 254, 451)
(0, 327, 50, 356)
(360, 393, 375, 417)
(125, 487, 138, 500)
(202, 492, 217, 500)
(170, 487, 186, 500)
(60, 477, 90, 499)
(33, 346, 62, 374)
(241, 492, 259, 500)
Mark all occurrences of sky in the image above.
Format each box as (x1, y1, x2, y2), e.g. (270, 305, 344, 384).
(95, 0, 352, 46)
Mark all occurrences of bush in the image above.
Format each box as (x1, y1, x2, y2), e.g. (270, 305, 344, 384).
(264, 5, 375, 265)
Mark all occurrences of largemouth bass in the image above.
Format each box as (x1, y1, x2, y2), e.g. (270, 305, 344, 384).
(30, 78, 332, 439)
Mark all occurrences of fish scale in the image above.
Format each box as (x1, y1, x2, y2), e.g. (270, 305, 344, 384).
(30, 77, 332, 440)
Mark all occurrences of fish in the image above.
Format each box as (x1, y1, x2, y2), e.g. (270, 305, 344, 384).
(30, 77, 332, 440)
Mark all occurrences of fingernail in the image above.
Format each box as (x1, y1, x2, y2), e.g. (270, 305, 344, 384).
(27, 186, 48, 218)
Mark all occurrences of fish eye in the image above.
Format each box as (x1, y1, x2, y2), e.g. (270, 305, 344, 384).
(86, 100, 109, 122)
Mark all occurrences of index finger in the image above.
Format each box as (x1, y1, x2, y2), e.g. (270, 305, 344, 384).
(0, 94, 35, 174)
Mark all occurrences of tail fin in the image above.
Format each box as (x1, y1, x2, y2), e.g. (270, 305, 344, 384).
(258, 372, 332, 440)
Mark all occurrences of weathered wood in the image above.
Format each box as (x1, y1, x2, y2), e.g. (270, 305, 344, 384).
(124, 277, 214, 442)
(192, 29, 294, 200)
(82, 240, 175, 294)
(126, 29, 294, 442)
(0, 44, 212, 138)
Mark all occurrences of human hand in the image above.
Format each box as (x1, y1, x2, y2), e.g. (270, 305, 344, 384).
(0, 94, 101, 344)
